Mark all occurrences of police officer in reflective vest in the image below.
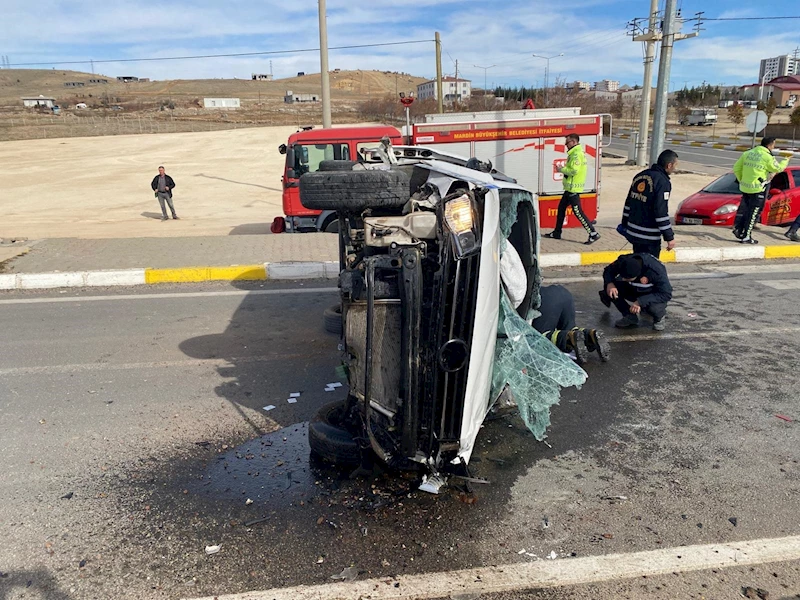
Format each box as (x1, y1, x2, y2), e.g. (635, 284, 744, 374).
(732, 137, 790, 244)
(544, 134, 600, 245)
(619, 149, 678, 258)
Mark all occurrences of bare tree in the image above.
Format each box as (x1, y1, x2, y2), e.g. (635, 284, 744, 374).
(728, 103, 744, 136)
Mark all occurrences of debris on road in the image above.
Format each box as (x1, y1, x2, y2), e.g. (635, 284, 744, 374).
(602, 495, 628, 501)
(289, 392, 301, 398)
(331, 566, 358, 582)
(204, 545, 221, 555)
(316, 556, 325, 564)
(245, 498, 253, 505)
(775, 414, 793, 422)
(546, 550, 558, 560)
(194, 441, 211, 447)
(728, 517, 738, 527)
(262, 405, 276, 412)
(419, 474, 447, 494)
(60, 492, 74, 500)
(541, 516, 550, 529)
(79, 559, 87, 568)
(243, 517, 269, 527)
(287, 398, 297, 404)
(741, 586, 770, 599)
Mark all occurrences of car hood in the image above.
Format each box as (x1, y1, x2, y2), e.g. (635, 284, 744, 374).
(678, 191, 740, 215)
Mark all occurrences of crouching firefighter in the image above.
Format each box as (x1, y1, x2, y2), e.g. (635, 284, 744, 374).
(600, 253, 672, 331)
(532, 285, 610, 364)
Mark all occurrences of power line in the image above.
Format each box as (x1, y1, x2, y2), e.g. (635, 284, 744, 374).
(6, 39, 434, 67)
(702, 15, 800, 21)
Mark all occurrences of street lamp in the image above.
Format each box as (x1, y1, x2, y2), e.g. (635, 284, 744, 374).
(759, 73, 769, 103)
(532, 53, 564, 107)
(474, 64, 496, 108)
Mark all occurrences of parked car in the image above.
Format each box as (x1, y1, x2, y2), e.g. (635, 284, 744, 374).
(298, 141, 583, 481)
(675, 168, 800, 227)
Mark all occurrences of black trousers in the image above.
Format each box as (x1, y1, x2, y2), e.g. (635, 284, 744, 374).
(733, 192, 765, 238)
(532, 285, 577, 352)
(553, 192, 595, 235)
(532, 285, 576, 333)
(632, 240, 662, 259)
(601, 283, 667, 320)
(789, 212, 800, 233)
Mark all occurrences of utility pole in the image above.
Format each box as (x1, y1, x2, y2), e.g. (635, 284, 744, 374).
(474, 64, 496, 109)
(270, 60, 273, 78)
(649, 4, 699, 163)
(90, 59, 94, 74)
(631, 0, 661, 166)
(318, 0, 331, 128)
(435, 31, 444, 113)
(532, 53, 563, 107)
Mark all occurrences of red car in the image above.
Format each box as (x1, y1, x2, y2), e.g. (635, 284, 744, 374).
(675, 167, 800, 227)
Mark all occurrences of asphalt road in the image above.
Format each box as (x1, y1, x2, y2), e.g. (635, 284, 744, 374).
(3, 266, 800, 600)
(606, 136, 800, 176)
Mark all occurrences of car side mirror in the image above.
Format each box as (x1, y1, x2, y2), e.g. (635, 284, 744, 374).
(769, 188, 781, 196)
(278, 144, 287, 155)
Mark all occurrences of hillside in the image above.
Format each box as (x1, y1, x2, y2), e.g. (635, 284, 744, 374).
(0, 68, 426, 105)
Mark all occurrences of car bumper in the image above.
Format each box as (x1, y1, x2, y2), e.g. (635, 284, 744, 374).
(676, 213, 735, 226)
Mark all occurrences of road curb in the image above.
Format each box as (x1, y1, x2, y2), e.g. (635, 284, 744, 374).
(2, 247, 800, 290)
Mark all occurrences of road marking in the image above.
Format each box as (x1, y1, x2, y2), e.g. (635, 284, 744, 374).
(704, 262, 800, 273)
(0, 354, 307, 377)
(184, 534, 800, 600)
(758, 280, 800, 290)
(607, 325, 800, 343)
(0, 287, 338, 305)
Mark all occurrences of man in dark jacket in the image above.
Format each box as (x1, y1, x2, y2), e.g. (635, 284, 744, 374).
(150, 166, 178, 221)
(618, 150, 678, 258)
(600, 253, 672, 331)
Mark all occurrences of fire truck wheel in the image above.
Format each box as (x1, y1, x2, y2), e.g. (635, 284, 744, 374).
(319, 160, 356, 171)
(308, 400, 361, 467)
(323, 304, 343, 335)
(299, 169, 410, 211)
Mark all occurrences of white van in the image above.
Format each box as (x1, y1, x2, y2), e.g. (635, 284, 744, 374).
(680, 108, 718, 126)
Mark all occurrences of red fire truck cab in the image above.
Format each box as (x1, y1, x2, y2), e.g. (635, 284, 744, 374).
(275, 125, 403, 233)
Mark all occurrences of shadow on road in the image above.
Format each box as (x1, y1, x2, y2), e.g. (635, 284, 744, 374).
(0, 569, 72, 600)
(178, 279, 341, 436)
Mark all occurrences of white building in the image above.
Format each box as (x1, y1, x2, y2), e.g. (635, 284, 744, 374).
(22, 96, 56, 108)
(417, 77, 471, 101)
(594, 80, 620, 92)
(572, 81, 591, 91)
(759, 55, 800, 82)
(203, 97, 241, 109)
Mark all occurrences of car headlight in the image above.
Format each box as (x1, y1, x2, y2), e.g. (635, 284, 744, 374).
(444, 193, 479, 259)
(713, 203, 738, 215)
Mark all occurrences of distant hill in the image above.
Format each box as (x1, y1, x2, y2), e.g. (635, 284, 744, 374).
(0, 68, 427, 105)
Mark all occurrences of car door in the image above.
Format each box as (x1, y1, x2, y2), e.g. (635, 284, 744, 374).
(764, 171, 792, 226)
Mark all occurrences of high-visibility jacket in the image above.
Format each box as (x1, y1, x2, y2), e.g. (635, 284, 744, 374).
(733, 146, 789, 194)
(561, 144, 587, 193)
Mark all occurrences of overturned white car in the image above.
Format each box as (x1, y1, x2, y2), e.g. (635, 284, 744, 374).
(300, 141, 586, 479)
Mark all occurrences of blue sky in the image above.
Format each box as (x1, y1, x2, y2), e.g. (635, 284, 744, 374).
(2, 0, 797, 89)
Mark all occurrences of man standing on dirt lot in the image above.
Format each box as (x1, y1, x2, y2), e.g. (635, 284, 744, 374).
(618, 150, 678, 258)
(732, 137, 789, 244)
(544, 134, 600, 245)
(150, 166, 178, 221)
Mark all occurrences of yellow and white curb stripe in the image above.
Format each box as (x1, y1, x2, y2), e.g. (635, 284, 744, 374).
(2, 247, 800, 291)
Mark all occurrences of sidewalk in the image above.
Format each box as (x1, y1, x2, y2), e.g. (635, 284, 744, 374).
(2, 225, 800, 290)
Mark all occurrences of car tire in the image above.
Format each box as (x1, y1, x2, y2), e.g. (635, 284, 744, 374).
(308, 400, 361, 467)
(319, 160, 357, 172)
(299, 169, 410, 211)
(323, 304, 343, 335)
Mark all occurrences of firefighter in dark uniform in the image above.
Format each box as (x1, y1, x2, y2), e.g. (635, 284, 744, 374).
(532, 285, 610, 364)
(599, 253, 673, 331)
(618, 150, 679, 258)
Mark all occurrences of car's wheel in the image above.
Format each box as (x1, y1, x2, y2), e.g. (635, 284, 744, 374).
(322, 215, 340, 233)
(308, 400, 361, 467)
(299, 169, 410, 211)
(319, 160, 357, 172)
(323, 304, 343, 335)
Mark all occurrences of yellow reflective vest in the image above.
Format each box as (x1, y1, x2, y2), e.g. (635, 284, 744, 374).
(733, 146, 789, 194)
(561, 144, 587, 193)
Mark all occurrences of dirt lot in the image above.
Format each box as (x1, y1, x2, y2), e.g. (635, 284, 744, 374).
(0, 125, 717, 240)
